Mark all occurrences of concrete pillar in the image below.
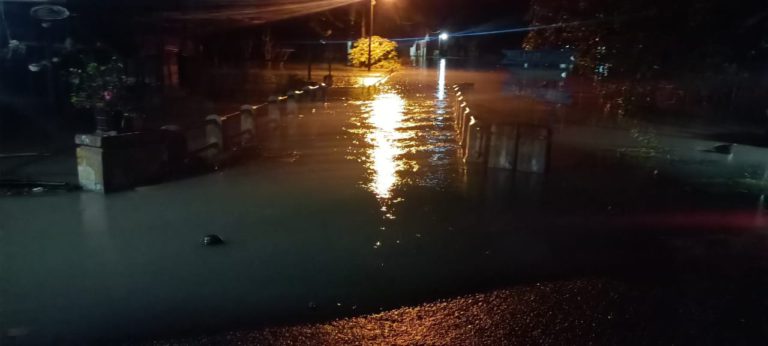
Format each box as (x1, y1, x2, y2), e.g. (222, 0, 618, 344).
(516, 125, 551, 174)
(204, 114, 223, 159)
(294, 89, 307, 102)
(455, 95, 465, 126)
(454, 92, 463, 116)
(239, 105, 255, 145)
(75, 131, 186, 193)
(459, 107, 472, 148)
(487, 124, 518, 170)
(463, 118, 488, 164)
(286, 92, 299, 117)
(253, 105, 276, 150)
(268, 96, 281, 119)
(301, 86, 315, 102)
(458, 102, 468, 129)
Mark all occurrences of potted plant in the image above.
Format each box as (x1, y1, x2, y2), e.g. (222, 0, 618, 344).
(68, 56, 136, 134)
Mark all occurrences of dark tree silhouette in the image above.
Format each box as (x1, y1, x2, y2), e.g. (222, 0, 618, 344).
(524, 0, 768, 118)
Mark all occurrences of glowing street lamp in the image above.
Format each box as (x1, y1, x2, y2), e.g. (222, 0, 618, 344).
(438, 32, 449, 57)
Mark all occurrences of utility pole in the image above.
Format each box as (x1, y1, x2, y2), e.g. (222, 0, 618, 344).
(367, 0, 375, 71)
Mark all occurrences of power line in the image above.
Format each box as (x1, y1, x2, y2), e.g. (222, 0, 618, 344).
(287, 20, 601, 45)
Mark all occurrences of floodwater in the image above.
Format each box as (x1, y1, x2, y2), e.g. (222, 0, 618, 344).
(4, 61, 768, 345)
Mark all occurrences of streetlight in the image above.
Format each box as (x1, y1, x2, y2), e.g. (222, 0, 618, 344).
(367, 0, 376, 71)
(438, 32, 449, 57)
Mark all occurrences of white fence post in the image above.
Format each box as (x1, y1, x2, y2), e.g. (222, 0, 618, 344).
(204, 114, 223, 159)
(464, 118, 487, 164)
(239, 105, 255, 145)
(459, 107, 472, 148)
(487, 124, 518, 169)
(268, 96, 281, 119)
(286, 91, 299, 117)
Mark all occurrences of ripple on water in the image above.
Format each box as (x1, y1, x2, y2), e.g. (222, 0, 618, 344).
(345, 86, 458, 209)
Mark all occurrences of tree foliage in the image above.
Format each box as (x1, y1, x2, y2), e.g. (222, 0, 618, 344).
(348, 36, 400, 71)
(523, 0, 768, 117)
(525, 0, 767, 80)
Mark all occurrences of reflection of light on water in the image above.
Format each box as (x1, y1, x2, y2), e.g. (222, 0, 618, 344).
(359, 75, 388, 87)
(360, 76, 380, 87)
(437, 58, 446, 100)
(366, 93, 406, 199)
(345, 83, 457, 218)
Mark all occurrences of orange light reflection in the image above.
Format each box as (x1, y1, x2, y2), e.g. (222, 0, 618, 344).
(365, 93, 407, 200)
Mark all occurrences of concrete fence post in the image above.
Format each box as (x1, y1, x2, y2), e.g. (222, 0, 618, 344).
(463, 118, 488, 164)
(487, 124, 518, 170)
(204, 114, 223, 158)
(294, 89, 306, 102)
(268, 96, 281, 119)
(286, 91, 299, 117)
(454, 92, 463, 117)
(239, 105, 255, 145)
(459, 107, 472, 148)
(455, 95, 465, 125)
(458, 101, 468, 129)
(516, 125, 552, 174)
(303, 86, 317, 101)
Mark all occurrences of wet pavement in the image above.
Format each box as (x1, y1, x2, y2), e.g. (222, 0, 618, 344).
(148, 277, 768, 345)
(5, 63, 768, 345)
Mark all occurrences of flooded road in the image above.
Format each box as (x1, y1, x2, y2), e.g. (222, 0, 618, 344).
(5, 63, 768, 345)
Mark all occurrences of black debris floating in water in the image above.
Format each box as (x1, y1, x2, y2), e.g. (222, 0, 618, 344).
(201, 234, 224, 246)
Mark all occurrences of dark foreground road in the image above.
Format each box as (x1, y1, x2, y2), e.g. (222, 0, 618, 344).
(151, 271, 768, 345)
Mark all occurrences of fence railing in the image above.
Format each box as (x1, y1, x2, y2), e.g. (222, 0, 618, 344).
(161, 73, 389, 165)
(164, 83, 329, 163)
(451, 83, 553, 174)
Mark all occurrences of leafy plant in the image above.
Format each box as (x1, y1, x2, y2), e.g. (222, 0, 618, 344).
(348, 36, 400, 71)
(68, 56, 134, 112)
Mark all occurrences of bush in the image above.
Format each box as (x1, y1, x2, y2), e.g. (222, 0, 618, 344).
(348, 36, 400, 71)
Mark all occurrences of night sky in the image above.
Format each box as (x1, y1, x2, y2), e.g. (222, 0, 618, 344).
(375, 0, 530, 38)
